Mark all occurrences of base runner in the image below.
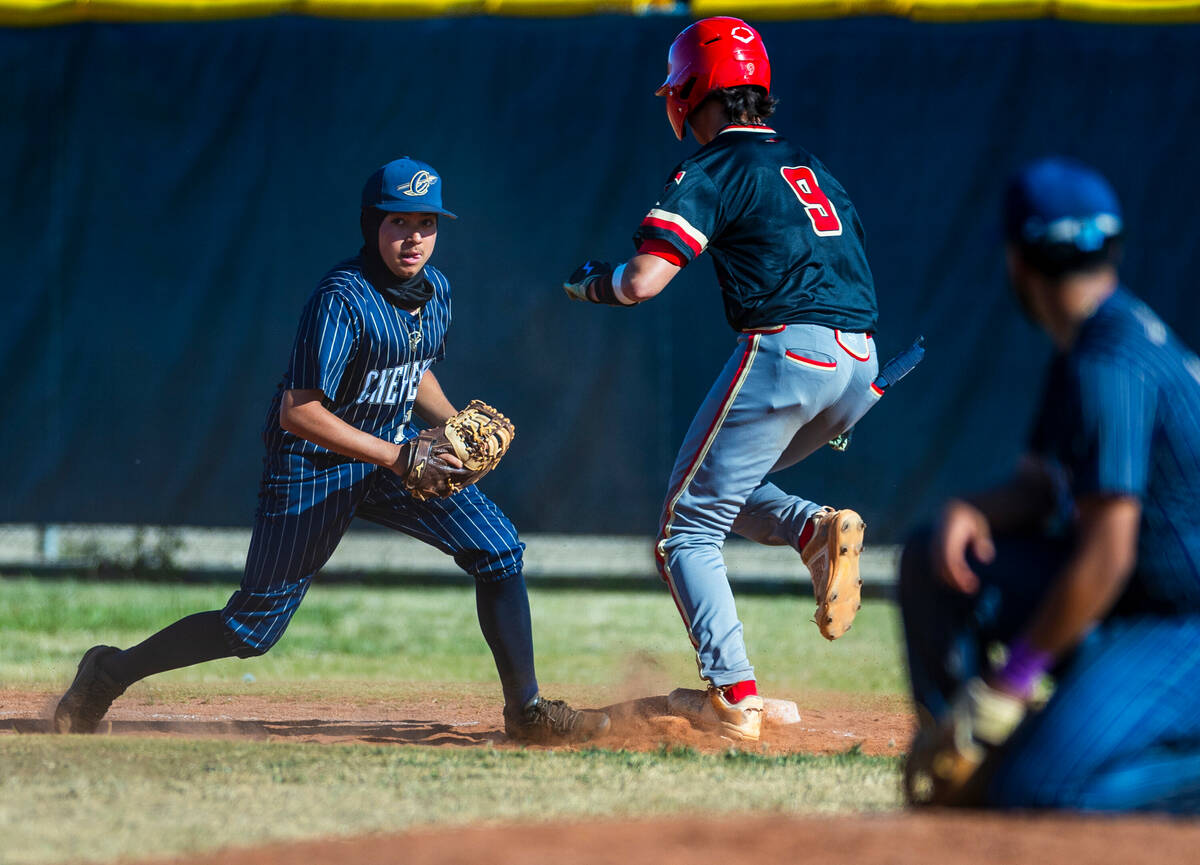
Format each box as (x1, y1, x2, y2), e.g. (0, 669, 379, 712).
(563, 18, 886, 742)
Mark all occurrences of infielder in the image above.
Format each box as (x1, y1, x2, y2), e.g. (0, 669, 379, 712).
(902, 157, 1200, 812)
(564, 18, 884, 742)
(55, 157, 610, 745)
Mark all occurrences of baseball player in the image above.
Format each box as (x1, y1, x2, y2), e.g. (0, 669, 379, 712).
(564, 18, 884, 742)
(55, 157, 610, 746)
(901, 157, 1200, 812)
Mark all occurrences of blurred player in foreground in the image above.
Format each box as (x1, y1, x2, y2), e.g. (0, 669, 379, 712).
(564, 17, 890, 742)
(55, 157, 609, 745)
(902, 157, 1200, 811)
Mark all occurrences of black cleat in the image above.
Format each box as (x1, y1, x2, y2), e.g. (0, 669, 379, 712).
(54, 645, 126, 734)
(503, 696, 610, 745)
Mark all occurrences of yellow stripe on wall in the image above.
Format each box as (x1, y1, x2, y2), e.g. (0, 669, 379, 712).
(1, 0, 1198, 26)
(691, 0, 1200, 23)
(0, 0, 645, 25)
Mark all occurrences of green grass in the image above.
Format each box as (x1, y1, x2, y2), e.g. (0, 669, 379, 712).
(0, 576, 907, 695)
(0, 576, 909, 865)
(0, 737, 902, 865)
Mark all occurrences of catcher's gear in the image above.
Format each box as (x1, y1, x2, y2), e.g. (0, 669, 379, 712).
(801, 507, 866, 640)
(656, 17, 771, 141)
(904, 677, 1029, 807)
(400, 400, 515, 501)
(563, 260, 613, 303)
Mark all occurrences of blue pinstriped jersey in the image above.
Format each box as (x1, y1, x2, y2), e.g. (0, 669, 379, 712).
(1031, 288, 1200, 612)
(262, 257, 451, 462)
(632, 126, 878, 333)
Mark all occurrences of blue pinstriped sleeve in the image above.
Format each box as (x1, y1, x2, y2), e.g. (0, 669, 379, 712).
(431, 270, 450, 364)
(286, 289, 360, 399)
(1068, 356, 1157, 498)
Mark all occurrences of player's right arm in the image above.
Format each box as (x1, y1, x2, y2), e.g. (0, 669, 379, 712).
(933, 458, 1059, 594)
(279, 286, 456, 475)
(563, 162, 715, 306)
(934, 354, 1073, 593)
(279, 389, 405, 470)
(564, 253, 681, 305)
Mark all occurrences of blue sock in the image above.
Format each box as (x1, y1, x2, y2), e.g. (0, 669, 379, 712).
(474, 571, 539, 711)
(100, 610, 235, 688)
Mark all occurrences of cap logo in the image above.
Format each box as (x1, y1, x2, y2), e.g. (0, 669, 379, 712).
(731, 27, 755, 43)
(397, 170, 438, 197)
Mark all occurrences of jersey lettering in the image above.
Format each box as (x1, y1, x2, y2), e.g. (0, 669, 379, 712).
(357, 364, 422, 406)
(384, 367, 405, 404)
(780, 166, 843, 237)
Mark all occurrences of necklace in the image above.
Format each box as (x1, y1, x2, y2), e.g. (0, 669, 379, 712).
(408, 306, 423, 352)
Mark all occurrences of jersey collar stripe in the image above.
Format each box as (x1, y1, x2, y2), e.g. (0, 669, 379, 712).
(643, 208, 708, 254)
(718, 125, 777, 136)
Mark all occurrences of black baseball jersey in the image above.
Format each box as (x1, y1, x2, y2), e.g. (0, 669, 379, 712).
(634, 125, 878, 333)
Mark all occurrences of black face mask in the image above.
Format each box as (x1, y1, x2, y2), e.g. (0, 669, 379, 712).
(359, 208, 435, 311)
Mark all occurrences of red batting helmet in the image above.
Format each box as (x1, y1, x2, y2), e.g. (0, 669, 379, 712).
(655, 17, 771, 141)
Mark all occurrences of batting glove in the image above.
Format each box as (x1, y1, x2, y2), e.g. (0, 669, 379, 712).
(563, 260, 613, 303)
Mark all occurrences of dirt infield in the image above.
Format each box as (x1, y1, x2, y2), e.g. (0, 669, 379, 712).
(0, 687, 912, 754)
(5, 688, 1199, 865)
(132, 812, 1200, 865)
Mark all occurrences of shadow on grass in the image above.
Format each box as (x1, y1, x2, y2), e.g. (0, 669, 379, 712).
(0, 716, 499, 746)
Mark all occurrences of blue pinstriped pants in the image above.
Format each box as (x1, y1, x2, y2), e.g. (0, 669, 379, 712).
(900, 527, 1200, 812)
(221, 454, 523, 655)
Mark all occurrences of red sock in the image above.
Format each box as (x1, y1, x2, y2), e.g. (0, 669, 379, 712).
(798, 518, 817, 551)
(722, 680, 758, 703)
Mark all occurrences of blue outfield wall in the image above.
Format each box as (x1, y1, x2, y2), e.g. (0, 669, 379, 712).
(2, 15, 1199, 541)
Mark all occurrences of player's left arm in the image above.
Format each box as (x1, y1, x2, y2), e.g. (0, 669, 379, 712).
(926, 356, 1154, 795)
(996, 349, 1154, 695)
(412, 369, 457, 426)
(992, 494, 1140, 699)
(914, 493, 1142, 806)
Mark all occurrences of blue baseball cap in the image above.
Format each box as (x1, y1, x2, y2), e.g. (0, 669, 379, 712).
(1004, 156, 1122, 252)
(361, 157, 457, 219)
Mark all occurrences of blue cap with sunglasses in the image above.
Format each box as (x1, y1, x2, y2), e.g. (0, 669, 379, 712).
(1004, 156, 1122, 253)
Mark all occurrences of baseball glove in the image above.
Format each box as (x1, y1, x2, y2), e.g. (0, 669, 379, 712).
(400, 400, 515, 501)
(903, 678, 1028, 807)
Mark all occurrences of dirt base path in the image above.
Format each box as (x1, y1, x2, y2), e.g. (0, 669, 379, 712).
(134, 812, 1200, 865)
(0, 687, 912, 754)
(6, 688, 1198, 864)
